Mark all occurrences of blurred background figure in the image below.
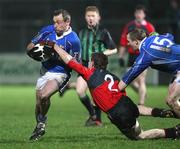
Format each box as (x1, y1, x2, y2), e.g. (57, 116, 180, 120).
(118, 5, 155, 105)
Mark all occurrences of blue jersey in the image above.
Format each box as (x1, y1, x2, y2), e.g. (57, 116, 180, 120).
(31, 25, 81, 74)
(122, 33, 180, 85)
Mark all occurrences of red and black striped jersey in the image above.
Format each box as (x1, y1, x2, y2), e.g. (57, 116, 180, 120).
(68, 60, 126, 112)
(120, 20, 155, 55)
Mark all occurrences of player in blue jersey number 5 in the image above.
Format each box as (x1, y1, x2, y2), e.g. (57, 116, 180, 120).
(119, 29, 180, 118)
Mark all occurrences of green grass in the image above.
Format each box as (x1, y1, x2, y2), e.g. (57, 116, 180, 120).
(0, 85, 179, 149)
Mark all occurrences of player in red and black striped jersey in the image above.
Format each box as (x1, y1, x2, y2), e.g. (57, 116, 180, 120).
(119, 5, 155, 105)
(53, 44, 180, 140)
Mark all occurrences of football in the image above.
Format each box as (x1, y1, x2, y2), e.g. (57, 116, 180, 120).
(27, 43, 55, 62)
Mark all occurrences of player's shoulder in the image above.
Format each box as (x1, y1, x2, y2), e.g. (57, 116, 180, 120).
(139, 36, 153, 51)
(144, 35, 155, 44)
(145, 21, 155, 29)
(99, 25, 109, 33)
(145, 20, 154, 26)
(68, 29, 80, 40)
(126, 20, 135, 27)
(97, 25, 111, 35)
(147, 33, 174, 42)
(160, 33, 174, 40)
(79, 26, 88, 33)
(40, 25, 54, 32)
(123, 20, 136, 32)
(65, 28, 80, 45)
(70, 30, 79, 37)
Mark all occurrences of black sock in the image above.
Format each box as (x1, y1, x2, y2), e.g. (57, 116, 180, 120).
(151, 108, 176, 118)
(164, 128, 176, 138)
(151, 108, 164, 117)
(79, 95, 95, 116)
(94, 106, 102, 122)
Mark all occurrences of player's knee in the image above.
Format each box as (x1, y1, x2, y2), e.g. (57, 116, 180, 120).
(76, 87, 86, 97)
(166, 98, 174, 108)
(39, 91, 49, 101)
(121, 121, 141, 140)
(36, 99, 41, 107)
(173, 99, 180, 110)
(117, 115, 140, 139)
(167, 98, 180, 110)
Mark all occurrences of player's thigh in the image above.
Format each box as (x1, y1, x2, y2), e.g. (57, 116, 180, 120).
(76, 76, 88, 94)
(41, 80, 59, 97)
(135, 69, 147, 84)
(108, 96, 140, 139)
(36, 72, 67, 98)
(108, 96, 139, 130)
(139, 69, 147, 82)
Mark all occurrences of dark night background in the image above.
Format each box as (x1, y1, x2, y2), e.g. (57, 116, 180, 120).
(0, 0, 179, 84)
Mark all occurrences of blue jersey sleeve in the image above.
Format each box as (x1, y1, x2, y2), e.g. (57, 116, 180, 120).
(69, 33, 81, 62)
(31, 25, 54, 44)
(122, 52, 152, 85)
(169, 44, 180, 55)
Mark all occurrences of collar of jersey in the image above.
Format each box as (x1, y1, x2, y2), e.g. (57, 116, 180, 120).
(139, 37, 147, 52)
(87, 25, 99, 32)
(55, 27, 72, 40)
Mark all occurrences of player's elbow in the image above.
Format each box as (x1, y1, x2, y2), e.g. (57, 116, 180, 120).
(63, 55, 72, 64)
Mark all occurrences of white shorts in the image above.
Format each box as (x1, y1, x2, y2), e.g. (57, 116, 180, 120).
(36, 72, 68, 90)
(174, 71, 180, 84)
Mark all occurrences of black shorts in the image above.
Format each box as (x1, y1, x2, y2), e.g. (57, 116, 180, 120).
(127, 54, 138, 67)
(107, 96, 139, 131)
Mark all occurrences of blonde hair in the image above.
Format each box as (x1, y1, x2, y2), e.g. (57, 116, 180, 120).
(85, 6, 100, 14)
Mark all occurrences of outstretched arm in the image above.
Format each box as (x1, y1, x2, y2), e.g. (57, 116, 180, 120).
(54, 44, 73, 64)
(53, 44, 91, 80)
(118, 52, 151, 91)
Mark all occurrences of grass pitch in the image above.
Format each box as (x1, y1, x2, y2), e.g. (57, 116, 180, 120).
(0, 85, 179, 149)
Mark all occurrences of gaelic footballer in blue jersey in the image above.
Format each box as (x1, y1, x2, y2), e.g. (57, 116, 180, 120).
(26, 9, 81, 141)
(119, 29, 180, 118)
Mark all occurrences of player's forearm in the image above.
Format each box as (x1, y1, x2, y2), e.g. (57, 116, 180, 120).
(54, 44, 73, 64)
(118, 80, 127, 91)
(103, 48, 117, 56)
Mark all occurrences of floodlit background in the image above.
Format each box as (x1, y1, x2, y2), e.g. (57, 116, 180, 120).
(0, 1, 180, 149)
